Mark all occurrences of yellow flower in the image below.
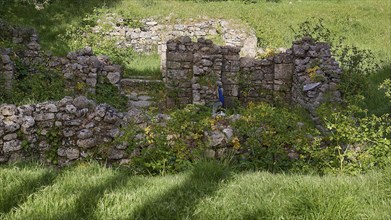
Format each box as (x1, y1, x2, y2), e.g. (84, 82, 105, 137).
(209, 118, 218, 131)
(232, 136, 241, 150)
(144, 126, 151, 135)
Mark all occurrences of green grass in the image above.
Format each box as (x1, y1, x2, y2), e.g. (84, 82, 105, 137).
(124, 53, 162, 79)
(1, 162, 390, 220)
(100, 0, 391, 62)
(364, 65, 391, 115)
(2, 0, 390, 60)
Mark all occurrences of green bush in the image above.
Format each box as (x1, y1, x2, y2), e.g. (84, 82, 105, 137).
(0, 57, 66, 105)
(59, 7, 135, 70)
(90, 76, 128, 112)
(231, 102, 316, 172)
(314, 104, 391, 174)
(120, 104, 211, 175)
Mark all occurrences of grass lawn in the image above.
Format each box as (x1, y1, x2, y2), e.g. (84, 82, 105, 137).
(0, 162, 390, 220)
(2, 0, 390, 61)
(123, 53, 162, 79)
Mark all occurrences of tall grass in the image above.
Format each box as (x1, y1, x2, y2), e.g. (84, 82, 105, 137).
(0, 162, 390, 219)
(124, 53, 162, 79)
(1, 0, 390, 61)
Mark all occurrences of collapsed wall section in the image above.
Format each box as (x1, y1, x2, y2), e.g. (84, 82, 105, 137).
(0, 22, 123, 98)
(0, 96, 130, 165)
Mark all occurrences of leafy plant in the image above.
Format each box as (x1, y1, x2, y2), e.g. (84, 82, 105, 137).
(45, 127, 62, 165)
(232, 102, 316, 172)
(90, 76, 128, 112)
(378, 79, 391, 102)
(59, 8, 136, 70)
(122, 104, 211, 175)
(315, 104, 391, 174)
(1, 56, 66, 105)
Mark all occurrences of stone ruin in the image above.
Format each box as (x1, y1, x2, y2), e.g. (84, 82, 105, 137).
(0, 20, 343, 166)
(94, 15, 257, 56)
(165, 36, 342, 130)
(0, 22, 123, 97)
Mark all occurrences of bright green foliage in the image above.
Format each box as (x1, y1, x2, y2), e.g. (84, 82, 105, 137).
(315, 104, 391, 174)
(124, 53, 161, 79)
(121, 105, 212, 175)
(379, 78, 391, 102)
(117, 101, 391, 175)
(232, 102, 315, 172)
(59, 7, 135, 70)
(90, 76, 128, 112)
(44, 127, 63, 165)
(0, 57, 66, 105)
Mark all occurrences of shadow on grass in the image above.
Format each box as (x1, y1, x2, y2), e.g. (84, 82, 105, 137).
(132, 161, 231, 220)
(241, 210, 272, 220)
(0, 168, 57, 214)
(0, 0, 122, 54)
(364, 64, 391, 116)
(54, 168, 134, 220)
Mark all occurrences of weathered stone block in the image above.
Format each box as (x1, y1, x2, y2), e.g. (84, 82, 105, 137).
(73, 96, 90, 109)
(274, 64, 294, 80)
(77, 138, 96, 149)
(167, 52, 193, 62)
(77, 129, 93, 139)
(3, 140, 21, 153)
(34, 113, 55, 121)
(66, 148, 80, 160)
(4, 120, 20, 133)
(0, 104, 17, 116)
(109, 149, 125, 160)
(3, 133, 17, 141)
(166, 61, 181, 69)
(107, 72, 121, 84)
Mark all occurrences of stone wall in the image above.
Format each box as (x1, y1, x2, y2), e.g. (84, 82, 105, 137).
(1, 50, 14, 92)
(0, 21, 122, 96)
(165, 36, 342, 125)
(0, 96, 133, 165)
(95, 15, 257, 56)
(0, 22, 344, 166)
(93, 15, 257, 75)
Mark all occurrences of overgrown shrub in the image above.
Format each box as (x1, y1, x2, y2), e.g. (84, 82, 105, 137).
(59, 7, 135, 70)
(90, 76, 128, 112)
(121, 105, 211, 175)
(0, 57, 66, 105)
(231, 102, 316, 172)
(313, 104, 391, 174)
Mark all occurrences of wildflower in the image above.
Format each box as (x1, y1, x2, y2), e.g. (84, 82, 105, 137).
(232, 136, 241, 150)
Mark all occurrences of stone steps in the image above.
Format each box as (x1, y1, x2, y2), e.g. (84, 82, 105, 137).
(119, 77, 165, 110)
(120, 78, 164, 92)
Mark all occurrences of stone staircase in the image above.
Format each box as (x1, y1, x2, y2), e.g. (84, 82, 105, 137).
(119, 75, 165, 110)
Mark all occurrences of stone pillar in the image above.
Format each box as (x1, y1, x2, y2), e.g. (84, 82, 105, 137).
(166, 36, 194, 108)
(291, 37, 342, 131)
(221, 46, 241, 107)
(273, 52, 294, 103)
(1, 53, 14, 93)
(192, 38, 223, 106)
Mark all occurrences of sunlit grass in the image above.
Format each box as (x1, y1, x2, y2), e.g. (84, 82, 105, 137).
(1, 162, 390, 219)
(124, 53, 161, 79)
(2, 0, 390, 61)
